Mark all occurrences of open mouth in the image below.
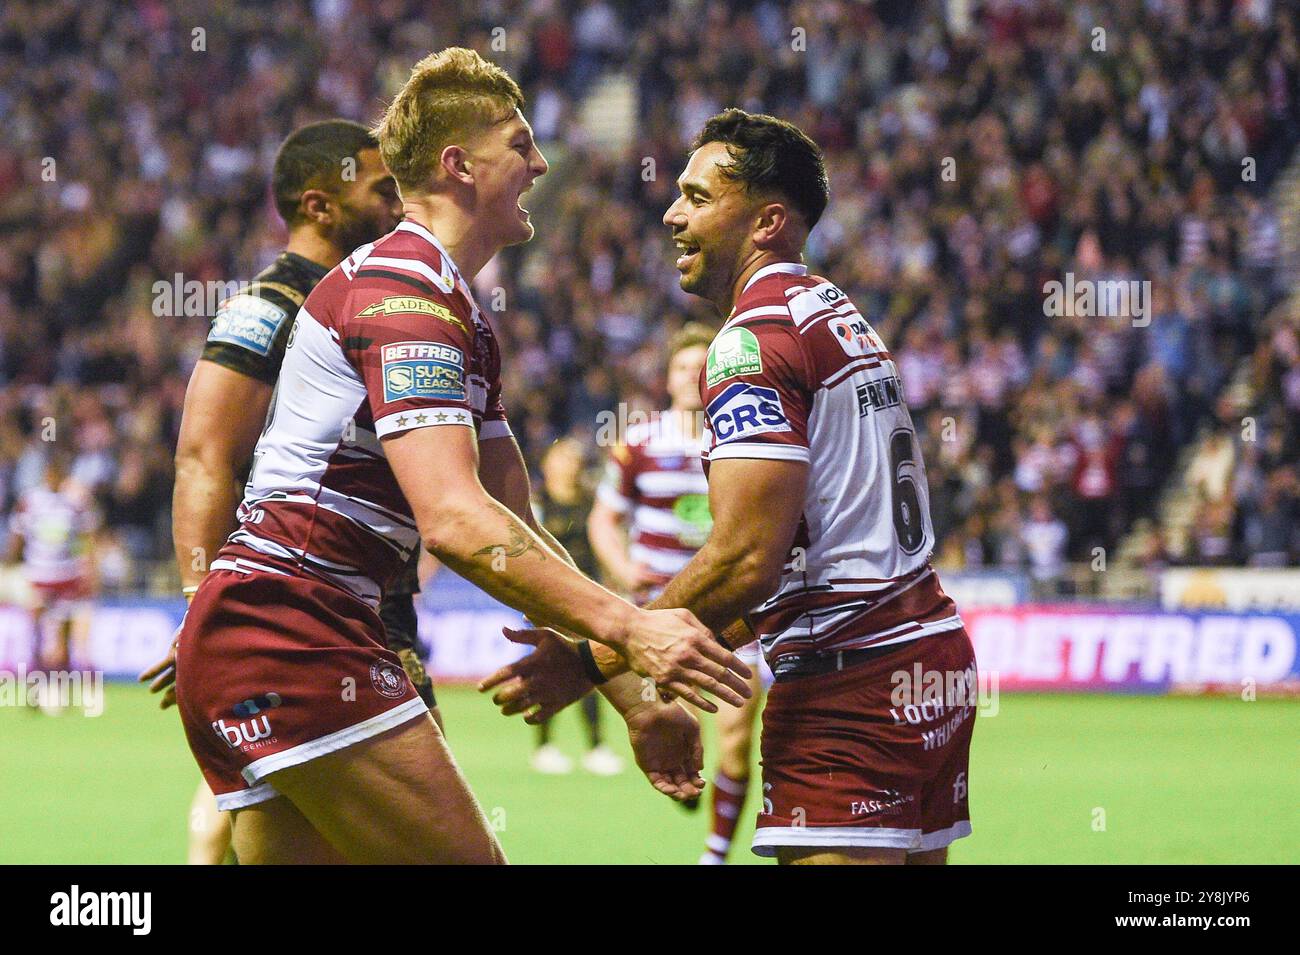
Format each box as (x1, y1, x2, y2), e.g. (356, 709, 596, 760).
(517, 184, 533, 219)
(673, 237, 701, 270)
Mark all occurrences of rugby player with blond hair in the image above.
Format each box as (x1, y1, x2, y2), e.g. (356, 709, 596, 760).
(173, 48, 749, 864)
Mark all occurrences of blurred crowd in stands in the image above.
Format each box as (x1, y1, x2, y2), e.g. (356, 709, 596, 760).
(0, 0, 1296, 593)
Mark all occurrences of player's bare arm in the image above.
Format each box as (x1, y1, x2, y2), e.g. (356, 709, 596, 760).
(648, 457, 808, 626)
(473, 442, 708, 798)
(478, 434, 575, 566)
(139, 359, 271, 707)
(385, 420, 749, 708)
(590, 456, 807, 680)
(482, 457, 801, 709)
(478, 436, 645, 701)
(172, 360, 273, 588)
(478, 434, 715, 711)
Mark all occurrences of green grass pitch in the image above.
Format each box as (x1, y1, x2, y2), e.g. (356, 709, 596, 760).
(1, 684, 1295, 864)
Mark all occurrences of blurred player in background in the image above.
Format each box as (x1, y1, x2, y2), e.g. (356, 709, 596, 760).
(529, 438, 621, 776)
(6, 451, 99, 712)
(587, 322, 766, 861)
(588, 324, 715, 602)
(173, 49, 746, 864)
(486, 109, 975, 865)
(139, 119, 408, 863)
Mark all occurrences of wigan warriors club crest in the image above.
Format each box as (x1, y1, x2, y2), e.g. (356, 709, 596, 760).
(370, 659, 407, 699)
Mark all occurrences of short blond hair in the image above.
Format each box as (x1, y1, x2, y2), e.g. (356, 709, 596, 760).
(668, 321, 717, 358)
(374, 47, 525, 192)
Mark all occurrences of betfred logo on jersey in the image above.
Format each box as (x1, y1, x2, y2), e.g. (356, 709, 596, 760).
(829, 314, 880, 357)
(707, 382, 790, 443)
(706, 327, 763, 386)
(381, 341, 466, 402)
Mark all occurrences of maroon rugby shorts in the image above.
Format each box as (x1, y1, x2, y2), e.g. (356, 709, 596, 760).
(752, 625, 976, 857)
(175, 553, 425, 811)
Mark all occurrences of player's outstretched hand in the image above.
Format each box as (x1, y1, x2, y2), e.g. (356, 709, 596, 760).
(478, 627, 593, 723)
(623, 698, 705, 802)
(618, 607, 752, 714)
(138, 630, 180, 709)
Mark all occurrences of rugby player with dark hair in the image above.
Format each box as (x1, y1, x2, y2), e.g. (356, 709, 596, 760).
(139, 119, 410, 863)
(484, 108, 976, 865)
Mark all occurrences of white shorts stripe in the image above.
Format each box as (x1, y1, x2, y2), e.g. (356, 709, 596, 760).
(751, 819, 971, 856)
(212, 782, 279, 812)
(209, 557, 291, 577)
(240, 697, 429, 787)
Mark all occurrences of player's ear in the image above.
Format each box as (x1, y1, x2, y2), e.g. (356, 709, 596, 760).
(299, 188, 334, 226)
(753, 201, 789, 248)
(440, 145, 474, 186)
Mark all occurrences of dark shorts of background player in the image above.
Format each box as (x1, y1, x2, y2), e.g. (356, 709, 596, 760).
(752, 625, 976, 858)
(376, 580, 437, 710)
(175, 548, 427, 812)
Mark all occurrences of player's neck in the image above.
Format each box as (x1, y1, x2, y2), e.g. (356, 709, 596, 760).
(721, 249, 801, 315)
(399, 199, 498, 281)
(285, 227, 345, 271)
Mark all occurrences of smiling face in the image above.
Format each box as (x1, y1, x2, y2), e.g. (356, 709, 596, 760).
(662, 141, 760, 308)
(463, 109, 548, 249)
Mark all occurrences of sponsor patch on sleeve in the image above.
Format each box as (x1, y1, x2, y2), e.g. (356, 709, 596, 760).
(706, 327, 763, 386)
(828, 314, 883, 357)
(381, 341, 466, 404)
(207, 294, 289, 356)
(705, 382, 791, 443)
(357, 296, 467, 332)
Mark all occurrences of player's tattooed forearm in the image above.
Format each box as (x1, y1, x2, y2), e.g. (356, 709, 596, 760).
(473, 514, 547, 563)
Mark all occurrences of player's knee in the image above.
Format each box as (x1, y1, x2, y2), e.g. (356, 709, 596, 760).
(716, 723, 753, 778)
(717, 744, 751, 780)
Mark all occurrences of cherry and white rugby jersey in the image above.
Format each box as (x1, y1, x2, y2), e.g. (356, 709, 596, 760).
(226, 220, 510, 606)
(700, 262, 962, 670)
(596, 410, 711, 586)
(9, 482, 99, 585)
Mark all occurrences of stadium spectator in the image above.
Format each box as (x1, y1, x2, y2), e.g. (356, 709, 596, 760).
(1, 0, 1296, 592)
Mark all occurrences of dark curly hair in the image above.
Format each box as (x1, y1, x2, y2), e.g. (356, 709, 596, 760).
(691, 108, 829, 229)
